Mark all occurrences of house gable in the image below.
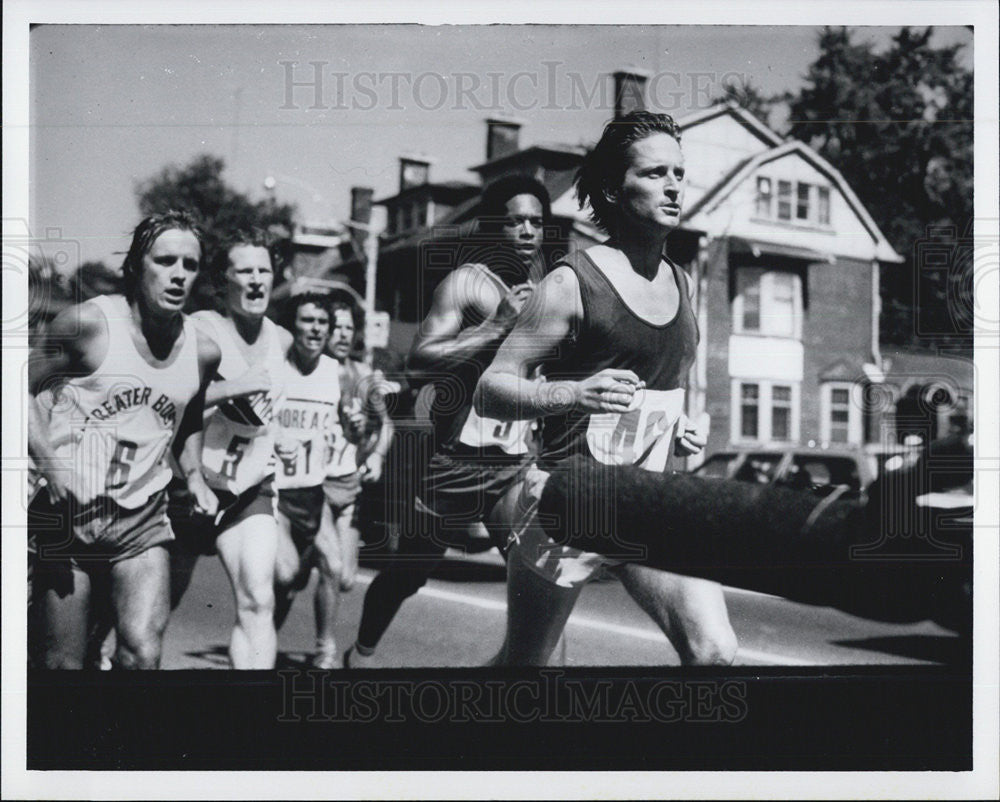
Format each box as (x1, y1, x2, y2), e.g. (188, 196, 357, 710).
(677, 104, 782, 210)
(685, 140, 903, 263)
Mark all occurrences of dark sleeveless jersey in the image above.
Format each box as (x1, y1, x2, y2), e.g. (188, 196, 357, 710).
(429, 264, 533, 458)
(540, 248, 698, 472)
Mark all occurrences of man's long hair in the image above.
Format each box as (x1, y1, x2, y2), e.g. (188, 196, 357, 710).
(121, 209, 204, 302)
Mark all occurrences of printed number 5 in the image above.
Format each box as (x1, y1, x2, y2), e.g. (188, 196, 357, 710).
(105, 439, 138, 490)
(221, 436, 251, 480)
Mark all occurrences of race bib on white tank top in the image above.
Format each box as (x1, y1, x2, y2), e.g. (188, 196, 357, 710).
(585, 388, 685, 473)
(197, 312, 286, 494)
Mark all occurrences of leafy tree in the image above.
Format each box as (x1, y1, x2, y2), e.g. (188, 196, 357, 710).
(716, 74, 778, 127)
(785, 27, 973, 352)
(136, 154, 296, 311)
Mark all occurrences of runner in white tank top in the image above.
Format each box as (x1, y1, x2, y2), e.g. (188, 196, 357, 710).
(28, 213, 220, 670)
(195, 309, 287, 494)
(275, 293, 384, 669)
(37, 294, 201, 509)
(167, 232, 291, 669)
(275, 345, 342, 490)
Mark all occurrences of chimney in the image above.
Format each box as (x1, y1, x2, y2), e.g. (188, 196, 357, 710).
(399, 155, 432, 192)
(613, 69, 650, 120)
(485, 118, 523, 162)
(349, 186, 373, 248)
(350, 187, 373, 227)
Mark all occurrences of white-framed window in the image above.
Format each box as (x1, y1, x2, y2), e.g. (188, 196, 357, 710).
(732, 380, 800, 444)
(796, 182, 811, 220)
(754, 176, 833, 227)
(777, 180, 792, 220)
(817, 186, 831, 225)
(755, 176, 772, 217)
(771, 384, 793, 441)
(820, 381, 863, 445)
(733, 268, 803, 339)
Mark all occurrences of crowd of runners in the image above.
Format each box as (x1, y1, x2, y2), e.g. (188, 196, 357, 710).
(26, 111, 971, 670)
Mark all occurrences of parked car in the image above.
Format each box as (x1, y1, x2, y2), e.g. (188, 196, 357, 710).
(691, 445, 886, 499)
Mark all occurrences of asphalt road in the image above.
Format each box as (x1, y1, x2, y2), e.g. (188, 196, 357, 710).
(160, 548, 965, 669)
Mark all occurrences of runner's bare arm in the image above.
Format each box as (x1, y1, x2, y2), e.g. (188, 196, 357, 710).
(188, 313, 273, 408)
(175, 330, 221, 514)
(27, 302, 107, 501)
(354, 365, 394, 482)
(475, 266, 641, 420)
(406, 264, 533, 379)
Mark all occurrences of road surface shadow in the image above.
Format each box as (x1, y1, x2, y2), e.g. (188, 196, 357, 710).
(182, 646, 317, 669)
(831, 634, 971, 667)
(358, 554, 507, 583)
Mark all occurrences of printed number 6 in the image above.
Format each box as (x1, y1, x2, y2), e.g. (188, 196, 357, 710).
(105, 439, 138, 490)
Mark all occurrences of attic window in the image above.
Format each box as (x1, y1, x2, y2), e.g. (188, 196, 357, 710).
(755, 176, 832, 227)
(755, 177, 772, 217)
(818, 187, 831, 225)
(777, 181, 793, 220)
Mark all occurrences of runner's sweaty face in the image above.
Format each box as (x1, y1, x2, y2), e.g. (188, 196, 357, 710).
(292, 302, 331, 362)
(329, 308, 356, 362)
(138, 228, 201, 318)
(500, 193, 544, 266)
(616, 133, 686, 234)
(224, 244, 273, 318)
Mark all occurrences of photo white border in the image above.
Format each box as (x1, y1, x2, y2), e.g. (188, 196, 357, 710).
(3, 1, 997, 799)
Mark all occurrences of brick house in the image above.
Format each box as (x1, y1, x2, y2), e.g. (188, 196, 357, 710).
(316, 71, 973, 457)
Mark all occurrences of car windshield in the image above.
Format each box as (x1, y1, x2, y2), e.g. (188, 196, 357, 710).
(789, 455, 861, 492)
(693, 453, 739, 479)
(733, 453, 784, 484)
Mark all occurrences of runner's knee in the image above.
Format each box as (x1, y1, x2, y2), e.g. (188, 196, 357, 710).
(274, 553, 300, 589)
(43, 648, 85, 670)
(114, 629, 163, 669)
(238, 577, 276, 618)
(678, 626, 738, 666)
(371, 565, 429, 603)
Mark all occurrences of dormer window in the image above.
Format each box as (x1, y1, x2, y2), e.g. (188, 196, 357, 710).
(755, 175, 832, 227)
(817, 187, 831, 225)
(755, 177, 772, 217)
(777, 180, 792, 220)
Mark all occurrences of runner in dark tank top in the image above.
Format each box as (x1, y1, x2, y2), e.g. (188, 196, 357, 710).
(477, 110, 738, 667)
(540, 248, 697, 469)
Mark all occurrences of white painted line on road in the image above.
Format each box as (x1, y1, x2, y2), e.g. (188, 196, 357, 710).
(354, 569, 816, 666)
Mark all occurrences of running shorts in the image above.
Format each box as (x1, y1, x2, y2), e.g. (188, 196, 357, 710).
(30, 487, 174, 565)
(168, 476, 276, 555)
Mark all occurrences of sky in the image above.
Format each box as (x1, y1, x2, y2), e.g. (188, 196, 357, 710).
(30, 23, 974, 268)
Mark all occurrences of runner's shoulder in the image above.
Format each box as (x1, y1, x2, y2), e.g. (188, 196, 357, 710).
(194, 325, 222, 375)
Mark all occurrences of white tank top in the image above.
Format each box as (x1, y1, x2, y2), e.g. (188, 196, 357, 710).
(38, 294, 201, 508)
(275, 353, 342, 489)
(196, 311, 287, 494)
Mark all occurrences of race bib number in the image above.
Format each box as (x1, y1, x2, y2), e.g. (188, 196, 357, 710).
(585, 388, 685, 473)
(458, 405, 531, 454)
(325, 426, 357, 476)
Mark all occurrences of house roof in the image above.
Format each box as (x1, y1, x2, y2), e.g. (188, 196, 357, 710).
(880, 349, 974, 394)
(677, 101, 785, 148)
(683, 138, 904, 263)
(469, 143, 588, 175)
